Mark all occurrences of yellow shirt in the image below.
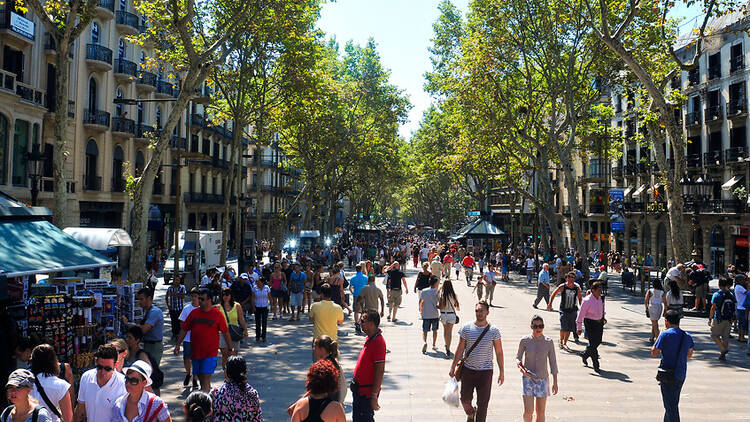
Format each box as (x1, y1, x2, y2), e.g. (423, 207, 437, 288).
(219, 303, 239, 326)
(310, 300, 344, 341)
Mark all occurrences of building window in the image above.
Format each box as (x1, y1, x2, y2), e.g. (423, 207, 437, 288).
(91, 22, 100, 44)
(113, 145, 124, 191)
(0, 115, 8, 185)
(119, 0, 126, 10)
(115, 88, 124, 117)
(201, 174, 206, 193)
(140, 51, 145, 65)
(118, 38, 125, 59)
(88, 78, 97, 111)
(155, 106, 161, 130)
(137, 102, 143, 125)
(85, 139, 98, 190)
(135, 150, 145, 176)
(12, 120, 29, 187)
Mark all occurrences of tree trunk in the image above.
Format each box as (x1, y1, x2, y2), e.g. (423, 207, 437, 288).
(52, 50, 71, 228)
(220, 125, 241, 266)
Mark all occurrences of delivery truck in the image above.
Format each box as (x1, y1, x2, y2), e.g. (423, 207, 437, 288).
(163, 230, 222, 283)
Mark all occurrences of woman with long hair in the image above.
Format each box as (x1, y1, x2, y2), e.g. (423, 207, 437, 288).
(29, 345, 72, 422)
(184, 391, 212, 422)
(415, 262, 431, 295)
(438, 278, 460, 357)
(269, 263, 287, 319)
(645, 278, 664, 343)
(219, 289, 248, 370)
(209, 356, 262, 422)
(663, 278, 684, 319)
(288, 360, 345, 422)
(313, 335, 346, 402)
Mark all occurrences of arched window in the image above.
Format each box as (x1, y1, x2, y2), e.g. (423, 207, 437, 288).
(85, 139, 98, 190)
(0, 114, 8, 185)
(155, 106, 161, 130)
(115, 88, 123, 117)
(91, 22, 100, 44)
(118, 38, 125, 59)
(11, 119, 28, 186)
(137, 102, 143, 125)
(88, 78, 97, 111)
(140, 51, 145, 65)
(135, 150, 145, 176)
(113, 145, 124, 191)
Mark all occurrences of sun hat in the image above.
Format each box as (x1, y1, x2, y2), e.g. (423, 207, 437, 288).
(126, 360, 153, 386)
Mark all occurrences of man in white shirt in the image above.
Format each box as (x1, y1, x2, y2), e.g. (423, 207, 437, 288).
(75, 344, 126, 422)
(178, 287, 200, 389)
(526, 256, 536, 283)
(483, 264, 497, 305)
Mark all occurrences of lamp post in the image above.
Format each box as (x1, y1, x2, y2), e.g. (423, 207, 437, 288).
(27, 143, 46, 206)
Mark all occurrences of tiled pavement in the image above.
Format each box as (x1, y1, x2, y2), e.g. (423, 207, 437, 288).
(155, 267, 750, 421)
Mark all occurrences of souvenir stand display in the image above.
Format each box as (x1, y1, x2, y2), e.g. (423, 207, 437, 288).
(11, 267, 140, 382)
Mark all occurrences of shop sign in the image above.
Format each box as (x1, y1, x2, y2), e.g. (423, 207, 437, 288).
(736, 237, 749, 248)
(583, 232, 590, 240)
(10, 12, 35, 40)
(592, 233, 599, 241)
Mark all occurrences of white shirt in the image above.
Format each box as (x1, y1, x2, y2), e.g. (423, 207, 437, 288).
(526, 258, 535, 269)
(200, 275, 211, 286)
(666, 266, 681, 281)
(736, 284, 747, 310)
(483, 270, 496, 285)
(111, 391, 170, 422)
(179, 303, 198, 342)
(77, 368, 126, 422)
(31, 373, 70, 422)
(420, 248, 430, 259)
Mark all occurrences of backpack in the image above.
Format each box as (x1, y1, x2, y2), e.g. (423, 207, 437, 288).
(1, 406, 39, 422)
(716, 290, 737, 321)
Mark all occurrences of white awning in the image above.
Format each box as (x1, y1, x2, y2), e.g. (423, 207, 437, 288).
(62, 227, 132, 251)
(623, 186, 634, 197)
(722, 175, 744, 190)
(632, 184, 647, 197)
(647, 184, 663, 195)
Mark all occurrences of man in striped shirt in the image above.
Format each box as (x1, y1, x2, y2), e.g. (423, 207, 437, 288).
(165, 275, 187, 340)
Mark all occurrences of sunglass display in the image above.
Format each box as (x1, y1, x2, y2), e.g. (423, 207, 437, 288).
(95, 364, 113, 372)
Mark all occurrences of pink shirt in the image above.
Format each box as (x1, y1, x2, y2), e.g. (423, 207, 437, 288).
(576, 293, 604, 331)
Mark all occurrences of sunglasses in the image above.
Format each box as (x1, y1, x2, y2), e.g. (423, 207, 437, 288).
(198, 297, 207, 301)
(96, 364, 114, 372)
(222, 293, 231, 296)
(531, 324, 545, 329)
(124, 376, 142, 385)
(475, 309, 487, 313)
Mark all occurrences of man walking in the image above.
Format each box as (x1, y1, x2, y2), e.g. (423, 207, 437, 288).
(443, 251, 454, 279)
(350, 263, 369, 334)
(525, 255, 536, 283)
(708, 277, 735, 361)
(652, 310, 694, 422)
(384, 262, 408, 322)
(482, 264, 497, 306)
(75, 345, 126, 422)
(359, 275, 385, 317)
(351, 310, 386, 422)
(547, 271, 582, 349)
(463, 252, 476, 287)
(310, 284, 344, 356)
(449, 301, 504, 422)
(289, 263, 306, 321)
(533, 263, 551, 309)
(174, 288, 233, 392)
(178, 287, 200, 389)
(230, 273, 253, 323)
(121, 287, 164, 366)
(165, 274, 186, 341)
(419, 275, 441, 354)
(576, 282, 606, 373)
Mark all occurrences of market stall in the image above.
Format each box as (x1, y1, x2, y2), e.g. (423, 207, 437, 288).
(450, 219, 506, 252)
(0, 193, 137, 384)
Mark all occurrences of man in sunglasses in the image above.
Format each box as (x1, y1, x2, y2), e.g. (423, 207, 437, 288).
(74, 344, 126, 422)
(547, 271, 582, 350)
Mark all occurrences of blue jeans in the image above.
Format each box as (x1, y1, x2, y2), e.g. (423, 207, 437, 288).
(352, 392, 374, 422)
(660, 379, 684, 422)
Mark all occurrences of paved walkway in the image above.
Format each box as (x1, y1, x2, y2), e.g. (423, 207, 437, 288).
(154, 266, 750, 421)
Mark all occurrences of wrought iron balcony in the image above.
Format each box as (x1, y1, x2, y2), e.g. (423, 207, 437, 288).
(156, 80, 176, 97)
(136, 71, 157, 89)
(685, 111, 701, 127)
(85, 44, 113, 71)
(725, 146, 746, 163)
(703, 150, 723, 167)
(83, 109, 110, 128)
(727, 97, 746, 116)
(704, 104, 723, 122)
(115, 10, 139, 33)
(111, 117, 135, 135)
(114, 58, 137, 78)
(686, 153, 702, 167)
(136, 123, 155, 139)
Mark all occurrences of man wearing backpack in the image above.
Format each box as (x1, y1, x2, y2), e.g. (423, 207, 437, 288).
(708, 277, 736, 361)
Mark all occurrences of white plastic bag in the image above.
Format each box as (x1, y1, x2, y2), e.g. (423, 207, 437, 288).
(442, 377, 460, 407)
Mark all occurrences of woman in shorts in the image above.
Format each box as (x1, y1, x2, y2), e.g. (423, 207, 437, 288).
(303, 263, 314, 314)
(516, 315, 558, 422)
(644, 278, 664, 343)
(438, 278, 460, 357)
(269, 264, 287, 320)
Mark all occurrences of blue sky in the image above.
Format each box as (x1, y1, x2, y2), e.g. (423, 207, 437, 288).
(318, 0, 699, 141)
(318, 0, 469, 140)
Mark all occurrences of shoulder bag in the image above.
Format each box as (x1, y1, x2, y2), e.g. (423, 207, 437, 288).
(655, 329, 685, 384)
(455, 324, 491, 382)
(222, 304, 244, 342)
(33, 377, 62, 419)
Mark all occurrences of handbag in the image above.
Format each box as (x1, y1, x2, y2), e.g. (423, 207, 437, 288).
(655, 330, 685, 384)
(221, 305, 244, 342)
(455, 324, 491, 382)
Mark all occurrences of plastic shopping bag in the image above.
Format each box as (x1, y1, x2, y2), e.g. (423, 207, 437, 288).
(442, 377, 460, 407)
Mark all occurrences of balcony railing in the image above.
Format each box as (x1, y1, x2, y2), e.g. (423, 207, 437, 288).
(725, 146, 746, 163)
(709, 199, 745, 214)
(136, 124, 155, 138)
(83, 109, 110, 126)
(111, 177, 125, 192)
(15, 82, 45, 106)
(114, 58, 137, 77)
(685, 111, 701, 127)
(156, 80, 176, 96)
(685, 153, 701, 167)
(703, 150, 723, 167)
(705, 104, 722, 122)
(728, 97, 746, 116)
(137, 71, 157, 87)
(731, 55, 745, 73)
(97, 0, 115, 12)
(82, 175, 102, 191)
(183, 192, 237, 204)
(170, 136, 187, 149)
(111, 117, 135, 134)
(115, 10, 139, 29)
(85, 43, 113, 65)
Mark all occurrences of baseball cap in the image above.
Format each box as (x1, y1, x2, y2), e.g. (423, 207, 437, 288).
(6, 369, 34, 388)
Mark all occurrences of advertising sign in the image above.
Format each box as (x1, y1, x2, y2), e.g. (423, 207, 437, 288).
(609, 189, 625, 231)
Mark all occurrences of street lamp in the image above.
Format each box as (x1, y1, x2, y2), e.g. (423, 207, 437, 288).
(27, 144, 46, 206)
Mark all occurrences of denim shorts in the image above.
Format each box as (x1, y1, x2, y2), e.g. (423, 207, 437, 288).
(191, 356, 218, 375)
(737, 309, 748, 331)
(182, 341, 191, 360)
(422, 318, 439, 332)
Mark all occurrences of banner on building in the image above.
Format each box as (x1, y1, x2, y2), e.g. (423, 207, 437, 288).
(609, 188, 625, 231)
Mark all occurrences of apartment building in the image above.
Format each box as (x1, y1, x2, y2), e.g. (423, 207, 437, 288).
(0, 0, 246, 249)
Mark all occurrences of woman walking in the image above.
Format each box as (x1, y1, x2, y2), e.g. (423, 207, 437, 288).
(663, 279, 683, 319)
(270, 264, 287, 319)
(219, 289, 248, 370)
(252, 277, 270, 343)
(313, 335, 346, 402)
(288, 360, 345, 422)
(438, 278, 460, 357)
(184, 391, 212, 422)
(516, 315, 558, 422)
(327, 267, 351, 315)
(645, 278, 664, 343)
(209, 356, 263, 422)
(29, 345, 72, 422)
(415, 262, 432, 296)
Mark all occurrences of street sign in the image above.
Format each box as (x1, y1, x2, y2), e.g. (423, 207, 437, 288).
(467, 211, 480, 216)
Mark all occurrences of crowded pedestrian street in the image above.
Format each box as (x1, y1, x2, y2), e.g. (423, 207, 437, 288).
(147, 263, 748, 421)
